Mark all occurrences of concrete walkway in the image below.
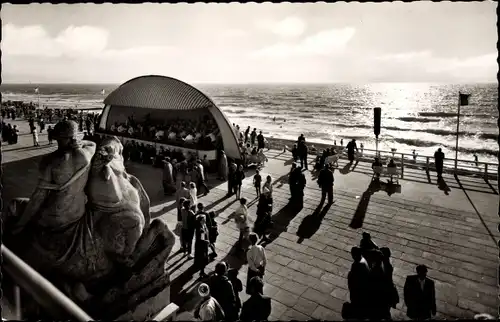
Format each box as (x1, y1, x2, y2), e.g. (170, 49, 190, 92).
(2, 119, 498, 320)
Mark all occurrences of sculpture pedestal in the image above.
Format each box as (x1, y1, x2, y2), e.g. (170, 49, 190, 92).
(116, 285, 171, 321)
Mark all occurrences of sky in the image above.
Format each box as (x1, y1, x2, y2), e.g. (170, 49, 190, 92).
(1, 2, 498, 84)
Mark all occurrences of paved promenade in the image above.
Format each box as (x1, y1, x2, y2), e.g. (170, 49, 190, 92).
(2, 119, 498, 320)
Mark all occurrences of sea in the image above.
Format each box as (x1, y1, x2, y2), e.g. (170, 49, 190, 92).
(1, 83, 498, 165)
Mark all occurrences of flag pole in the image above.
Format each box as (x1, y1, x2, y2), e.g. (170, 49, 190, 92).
(454, 92, 461, 172)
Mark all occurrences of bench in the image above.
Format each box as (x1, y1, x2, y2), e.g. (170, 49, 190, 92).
(372, 166, 400, 183)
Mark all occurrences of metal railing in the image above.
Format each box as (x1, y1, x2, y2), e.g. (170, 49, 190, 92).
(1, 244, 93, 321)
(355, 147, 497, 180)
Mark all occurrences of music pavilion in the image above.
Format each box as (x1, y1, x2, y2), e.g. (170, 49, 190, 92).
(96, 75, 242, 161)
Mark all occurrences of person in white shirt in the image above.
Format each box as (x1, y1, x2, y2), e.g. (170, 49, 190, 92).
(168, 132, 176, 140)
(155, 130, 165, 140)
(189, 182, 198, 207)
(117, 125, 125, 133)
(233, 198, 250, 252)
(128, 127, 134, 136)
(185, 133, 194, 142)
(195, 283, 225, 322)
(246, 233, 267, 294)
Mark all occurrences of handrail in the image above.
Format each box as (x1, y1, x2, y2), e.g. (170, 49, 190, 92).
(359, 147, 498, 167)
(1, 244, 93, 322)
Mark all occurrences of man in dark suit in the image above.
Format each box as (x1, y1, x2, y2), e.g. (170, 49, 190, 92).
(404, 264, 437, 320)
(348, 246, 371, 319)
(317, 164, 335, 205)
(240, 276, 271, 321)
(433, 148, 445, 178)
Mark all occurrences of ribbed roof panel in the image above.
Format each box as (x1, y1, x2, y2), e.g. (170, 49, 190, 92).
(103, 75, 214, 110)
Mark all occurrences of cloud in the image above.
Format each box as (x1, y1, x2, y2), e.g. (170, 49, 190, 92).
(375, 50, 433, 62)
(251, 27, 356, 58)
(257, 16, 307, 38)
(2, 24, 180, 60)
(220, 29, 248, 39)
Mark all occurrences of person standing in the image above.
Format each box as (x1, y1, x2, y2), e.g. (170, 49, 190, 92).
(290, 166, 306, 205)
(227, 268, 243, 318)
(434, 148, 445, 178)
(473, 153, 479, 167)
(196, 160, 210, 196)
(240, 277, 272, 322)
(189, 182, 198, 207)
(47, 125, 54, 145)
(39, 118, 45, 134)
(254, 194, 272, 243)
(209, 262, 238, 321)
(162, 157, 175, 196)
(250, 128, 257, 146)
(176, 182, 190, 221)
(348, 246, 371, 319)
(194, 214, 210, 278)
(298, 134, 306, 144)
(257, 131, 265, 150)
(234, 198, 250, 252)
(194, 283, 225, 322)
(404, 265, 437, 320)
(246, 233, 267, 294)
(317, 164, 335, 205)
(253, 169, 262, 198)
(181, 200, 196, 259)
(32, 127, 40, 147)
(197, 203, 218, 257)
(227, 162, 236, 197)
(218, 151, 228, 181)
(346, 139, 359, 163)
(298, 141, 308, 170)
(244, 126, 250, 143)
(233, 164, 245, 200)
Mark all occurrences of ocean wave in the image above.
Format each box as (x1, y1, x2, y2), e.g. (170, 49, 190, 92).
(418, 112, 494, 118)
(396, 117, 441, 123)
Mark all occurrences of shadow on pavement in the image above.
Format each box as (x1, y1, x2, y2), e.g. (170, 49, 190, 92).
(296, 203, 332, 242)
(261, 201, 303, 245)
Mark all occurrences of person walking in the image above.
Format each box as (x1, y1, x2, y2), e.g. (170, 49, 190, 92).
(246, 233, 267, 294)
(434, 148, 445, 178)
(404, 265, 437, 320)
(250, 128, 257, 146)
(47, 125, 54, 145)
(317, 164, 335, 205)
(240, 277, 272, 322)
(290, 166, 306, 206)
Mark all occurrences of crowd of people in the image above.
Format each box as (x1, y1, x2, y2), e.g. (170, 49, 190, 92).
(346, 232, 437, 321)
(105, 114, 221, 151)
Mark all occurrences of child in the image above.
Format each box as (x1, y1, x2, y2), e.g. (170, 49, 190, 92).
(253, 170, 262, 198)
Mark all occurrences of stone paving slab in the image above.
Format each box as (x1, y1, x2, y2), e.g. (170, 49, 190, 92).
(2, 119, 498, 320)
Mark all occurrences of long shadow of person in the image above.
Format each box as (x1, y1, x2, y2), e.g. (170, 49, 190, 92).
(350, 180, 381, 229)
(339, 162, 352, 175)
(437, 177, 451, 195)
(296, 203, 332, 243)
(260, 201, 304, 246)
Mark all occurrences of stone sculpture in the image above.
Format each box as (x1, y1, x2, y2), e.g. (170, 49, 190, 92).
(3, 121, 176, 319)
